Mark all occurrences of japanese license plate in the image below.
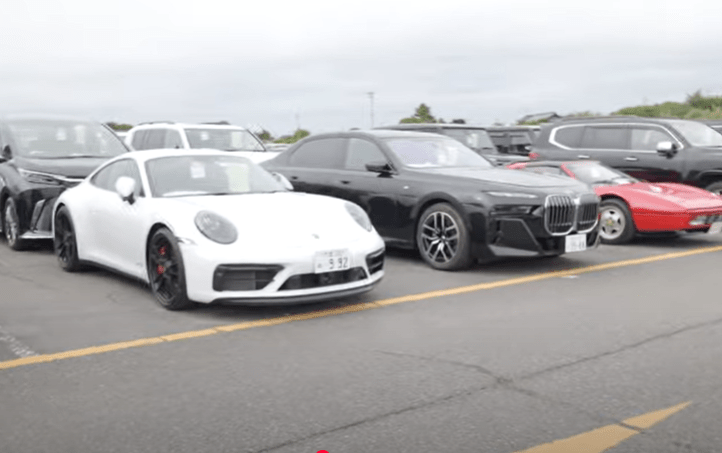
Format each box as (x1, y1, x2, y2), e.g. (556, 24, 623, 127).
(565, 233, 587, 253)
(314, 249, 352, 273)
(708, 222, 722, 234)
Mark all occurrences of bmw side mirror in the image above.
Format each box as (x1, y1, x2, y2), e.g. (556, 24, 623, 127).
(656, 141, 677, 157)
(365, 161, 394, 175)
(0, 145, 12, 162)
(115, 176, 136, 204)
(271, 172, 293, 191)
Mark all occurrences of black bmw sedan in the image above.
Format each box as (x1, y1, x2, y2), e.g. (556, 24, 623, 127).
(262, 130, 601, 271)
(0, 115, 129, 250)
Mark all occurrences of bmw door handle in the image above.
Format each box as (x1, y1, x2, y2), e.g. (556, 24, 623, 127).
(577, 154, 590, 159)
(624, 157, 639, 162)
(290, 176, 299, 180)
(339, 180, 351, 185)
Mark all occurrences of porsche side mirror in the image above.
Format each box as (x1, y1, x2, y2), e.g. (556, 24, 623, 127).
(656, 141, 677, 157)
(115, 176, 136, 204)
(271, 172, 293, 191)
(365, 161, 394, 175)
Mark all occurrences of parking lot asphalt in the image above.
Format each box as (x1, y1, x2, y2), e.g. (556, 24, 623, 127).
(1, 233, 722, 452)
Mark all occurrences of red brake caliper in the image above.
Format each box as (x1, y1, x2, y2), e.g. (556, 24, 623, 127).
(156, 246, 167, 275)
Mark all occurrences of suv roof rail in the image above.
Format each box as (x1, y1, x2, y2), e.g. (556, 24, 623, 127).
(137, 121, 175, 126)
(556, 115, 640, 122)
(202, 121, 231, 125)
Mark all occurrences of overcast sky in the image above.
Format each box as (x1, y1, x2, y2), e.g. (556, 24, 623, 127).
(1, 0, 722, 136)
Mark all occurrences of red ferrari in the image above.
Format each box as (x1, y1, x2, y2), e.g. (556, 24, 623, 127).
(507, 160, 722, 244)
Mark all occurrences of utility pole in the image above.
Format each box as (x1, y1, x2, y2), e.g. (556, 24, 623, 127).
(367, 92, 375, 128)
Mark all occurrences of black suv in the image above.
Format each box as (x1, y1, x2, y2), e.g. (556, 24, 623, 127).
(699, 120, 722, 135)
(262, 130, 600, 271)
(531, 116, 722, 193)
(375, 123, 529, 166)
(486, 126, 540, 156)
(0, 115, 129, 250)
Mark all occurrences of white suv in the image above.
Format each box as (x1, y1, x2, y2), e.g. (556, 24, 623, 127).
(124, 122, 280, 163)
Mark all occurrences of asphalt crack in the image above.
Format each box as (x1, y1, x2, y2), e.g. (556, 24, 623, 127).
(251, 317, 722, 452)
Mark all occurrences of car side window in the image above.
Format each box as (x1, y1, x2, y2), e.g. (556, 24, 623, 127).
(580, 126, 629, 150)
(164, 129, 184, 149)
(143, 129, 166, 150)
(131, 130, 147, 150)
(344, 138, 388, 171)
(630, 127, 674, 151)
(288, 138, 346, 169)
(91, 160, 145, 197)
(553, 126, 584, 148)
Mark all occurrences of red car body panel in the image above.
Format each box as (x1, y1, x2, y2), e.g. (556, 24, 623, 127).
(506, 161, 722, 232)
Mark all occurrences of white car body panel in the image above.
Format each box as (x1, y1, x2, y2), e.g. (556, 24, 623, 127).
(54, 149, 385, 304)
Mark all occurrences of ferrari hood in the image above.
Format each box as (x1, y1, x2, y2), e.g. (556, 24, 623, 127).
(606, 182, 722, 210)
(165, 192, 369, 245)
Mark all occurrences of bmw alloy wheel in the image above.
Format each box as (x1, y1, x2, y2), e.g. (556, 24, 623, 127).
(420, 211, 459, 264)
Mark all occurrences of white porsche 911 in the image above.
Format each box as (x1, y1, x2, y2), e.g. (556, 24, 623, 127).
(52, 149, 386, 310)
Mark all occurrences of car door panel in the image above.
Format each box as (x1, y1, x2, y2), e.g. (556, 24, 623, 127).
(620, 126, 685, 182)
(274, 138, 347, 197)
(331, 138, 402, 239)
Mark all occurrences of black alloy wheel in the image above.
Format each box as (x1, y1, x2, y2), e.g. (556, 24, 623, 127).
(54, 206, 83, 272)
(3, 198, 25, 251)
(147, 227, 193, 310)
(416, 203, 473, 271)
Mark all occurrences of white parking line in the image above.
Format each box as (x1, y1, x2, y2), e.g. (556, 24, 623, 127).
(0, 325, 37, 358)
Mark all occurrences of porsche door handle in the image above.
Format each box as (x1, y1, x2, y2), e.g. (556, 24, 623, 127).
(624, 157, 639, 162)
(339, 180, 351, 185)
(577, 154, 591, 159)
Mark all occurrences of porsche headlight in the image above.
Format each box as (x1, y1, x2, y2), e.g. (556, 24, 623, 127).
(194, 211, 238, 244)
(345, 202, 373, 232)
(689, 215, 709, 226)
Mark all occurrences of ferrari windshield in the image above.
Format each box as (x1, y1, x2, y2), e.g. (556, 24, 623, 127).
(184, 127, 266, 152)
(667, 120, 722, 147)
(145, 155, 286, 198)
(565, 162, 637, 185)
(384, 137, 493, 169)
(5, 119, 128, 159)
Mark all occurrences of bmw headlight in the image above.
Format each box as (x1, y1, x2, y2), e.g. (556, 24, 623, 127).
(487, 191, 539, 199)
(689, 215, 709, 226)
(345, 202, 373, 231)
(194, 211, 238, 244)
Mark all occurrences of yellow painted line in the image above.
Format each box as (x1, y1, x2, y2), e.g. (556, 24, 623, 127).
(512, 401, 691, 453)
(1, 246, 722, 371)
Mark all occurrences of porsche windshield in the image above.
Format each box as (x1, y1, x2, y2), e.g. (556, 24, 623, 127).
(565, 162, 637, 185)
(184, 128, 266, 152)
(667, 120, 722, 147)
(5, 119, 128, 159)
(145, 155, 286, 197)
(384, 137, 493, 168)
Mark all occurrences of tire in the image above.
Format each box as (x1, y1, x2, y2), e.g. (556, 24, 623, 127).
(598, 199, 636, 245)
(3, 198, 25, 251)
(146, 227, 193, 310)
(704, 181, 722, 195)
(416, 203, 474, 271)
(54, 206, 83, 272)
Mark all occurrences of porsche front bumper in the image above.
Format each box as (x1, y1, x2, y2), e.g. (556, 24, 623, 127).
(178, 235, 386, 305)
